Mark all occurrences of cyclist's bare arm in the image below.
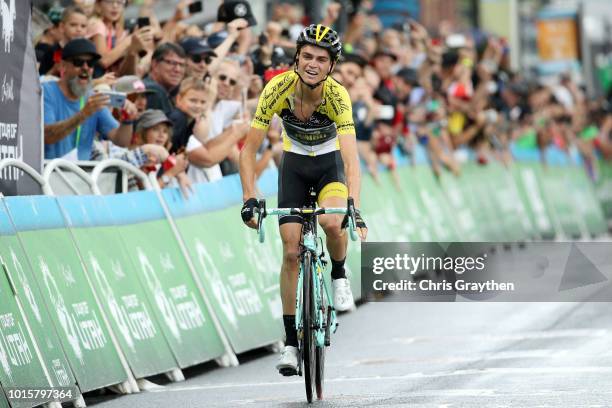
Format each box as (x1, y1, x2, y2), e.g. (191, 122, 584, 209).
(338, 133, 361, 208)
(338, 132, 368, 240)
(239, 126, 267, 201)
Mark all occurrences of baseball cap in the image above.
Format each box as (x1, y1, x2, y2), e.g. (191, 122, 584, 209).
(114, 75, 154, 95)
(179, 37, 218, 57)
(217, 1, 257, 27)
(62, 38, 101, 61)
(136, 110, 173, 132)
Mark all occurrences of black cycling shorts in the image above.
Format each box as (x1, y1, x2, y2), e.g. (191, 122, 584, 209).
(278, 151, 347, 225)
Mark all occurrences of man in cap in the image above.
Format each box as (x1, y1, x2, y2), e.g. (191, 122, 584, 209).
(179, 37, 218, 80)
(43, 38, 137, 160)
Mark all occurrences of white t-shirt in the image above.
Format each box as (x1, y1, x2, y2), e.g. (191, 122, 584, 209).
(209, 100, 242, 140)
(185, 135, 223, 183)
(185, 99, 242, 184)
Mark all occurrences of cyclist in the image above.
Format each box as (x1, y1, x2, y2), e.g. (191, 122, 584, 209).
(239, 24, 368, 376)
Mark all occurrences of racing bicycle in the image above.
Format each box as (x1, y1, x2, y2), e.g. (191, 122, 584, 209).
(256, 188, 358, 402)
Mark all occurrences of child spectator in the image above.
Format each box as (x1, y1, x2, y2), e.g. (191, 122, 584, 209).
(133, 110, 192, 195)
(39, 6, 89, 76)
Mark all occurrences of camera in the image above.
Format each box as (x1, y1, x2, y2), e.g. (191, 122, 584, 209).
(99, 91, 127, 109)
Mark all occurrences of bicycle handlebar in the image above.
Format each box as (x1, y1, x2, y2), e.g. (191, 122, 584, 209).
(255, 199, 359, 243)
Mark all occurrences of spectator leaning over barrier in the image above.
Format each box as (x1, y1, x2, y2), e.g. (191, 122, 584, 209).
(205, 59, 251, 174)
(182, 81, 249, 183)
(38, 6, 89, 76)
(114, 75, 152, 121)
(144, 43, 187, 115)
(169, 76, 216, 153)
(87, 0, 154, 76)
(133, 109, 192, 195)
(43, 38, 137, 161)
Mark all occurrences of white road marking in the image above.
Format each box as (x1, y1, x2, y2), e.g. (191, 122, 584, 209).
(391, 329, 611, 344)
(151, 366, 612, 393)
(346, 349, 572, 367)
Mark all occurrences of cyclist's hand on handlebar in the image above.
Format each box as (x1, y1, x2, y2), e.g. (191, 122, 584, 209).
(353, 210, 368, 241)
(241, 197, 259, 229)
(341, 197, 368, 241)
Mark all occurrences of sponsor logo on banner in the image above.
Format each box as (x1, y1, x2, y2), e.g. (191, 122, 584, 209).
(39, 257, 108, 364)
(51, 358, 71, 387)
(89, 254, 135, 351)
(90, 254, 157, 348)
(0, 314, 33, 369)
(0, 0, 16, 53)
(137, 248, 181, 342)
(158, 252, 206, 331)
(137, 248, 206, 341)
(243, 230, 282, 319)
(39, 257, 83, 363)
(195, 239, 238, 328)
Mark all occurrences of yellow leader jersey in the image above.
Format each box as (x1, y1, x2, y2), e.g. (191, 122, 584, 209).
(251, 70, 355, 156)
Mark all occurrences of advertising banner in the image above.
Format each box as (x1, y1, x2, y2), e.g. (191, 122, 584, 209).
(0, 0, 42, 195)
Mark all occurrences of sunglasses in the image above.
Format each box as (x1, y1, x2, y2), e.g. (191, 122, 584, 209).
(161, 58, 186, 69)
(190, 54, 213, 64)
(69, 58, 94, 68)
(218, 74, 237, 86)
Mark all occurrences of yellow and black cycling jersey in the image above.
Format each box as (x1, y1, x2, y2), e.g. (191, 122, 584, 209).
(251, 70, 355, 156)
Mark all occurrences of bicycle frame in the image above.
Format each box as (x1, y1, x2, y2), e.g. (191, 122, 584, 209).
(297, 212, 338, 347)
(256, 204, 356, 343)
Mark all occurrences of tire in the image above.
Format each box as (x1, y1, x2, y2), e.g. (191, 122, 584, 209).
(315, 312, 326, 399)
(302, 252, 316, 403)
(315, 272, 328, 400)
(315, 344, 325, 399)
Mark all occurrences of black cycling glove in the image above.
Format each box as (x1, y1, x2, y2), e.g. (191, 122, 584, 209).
(241, 198, 259, 223)
(342, 197, 367, 229)
(342, 209, 367, 229)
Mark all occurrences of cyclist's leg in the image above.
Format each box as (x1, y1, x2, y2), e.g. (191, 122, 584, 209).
(318, 194, 348, 263)
(279, 222, 302, 332)
(278, 152, 309, 357)
(316, 151, 355, 311)
(316, 151, 349, 266)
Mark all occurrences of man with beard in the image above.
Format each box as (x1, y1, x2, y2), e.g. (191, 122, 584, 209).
(43, 38, 136, 160)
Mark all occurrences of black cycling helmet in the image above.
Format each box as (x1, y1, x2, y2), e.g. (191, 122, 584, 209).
(296, 24, 342, 62)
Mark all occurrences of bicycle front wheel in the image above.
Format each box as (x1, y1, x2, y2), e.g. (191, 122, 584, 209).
(301, 251, 316, 403)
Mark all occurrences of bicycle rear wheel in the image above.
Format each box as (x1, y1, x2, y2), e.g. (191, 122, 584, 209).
(301, 251, 316, 403)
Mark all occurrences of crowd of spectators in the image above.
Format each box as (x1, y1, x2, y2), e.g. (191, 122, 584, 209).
(35, 0, 612, 195)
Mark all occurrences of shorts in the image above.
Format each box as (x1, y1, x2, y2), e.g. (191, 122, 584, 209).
(278, 151, 347, 225)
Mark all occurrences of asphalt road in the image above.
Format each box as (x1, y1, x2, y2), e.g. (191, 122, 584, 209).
(88, 244, 612, 408)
